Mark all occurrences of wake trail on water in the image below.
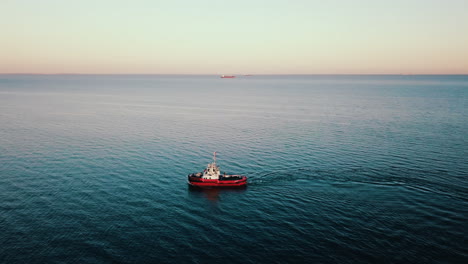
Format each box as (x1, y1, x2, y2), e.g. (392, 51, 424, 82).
(247, 166, 467, 202)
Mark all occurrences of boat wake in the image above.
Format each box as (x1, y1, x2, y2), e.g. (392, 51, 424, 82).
(246, 166, 467, 202)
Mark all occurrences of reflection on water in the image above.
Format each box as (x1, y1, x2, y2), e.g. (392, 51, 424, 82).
(188, 185, 247, 202)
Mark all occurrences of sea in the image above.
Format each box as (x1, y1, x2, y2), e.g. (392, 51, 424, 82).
(0, 74, 467, 263)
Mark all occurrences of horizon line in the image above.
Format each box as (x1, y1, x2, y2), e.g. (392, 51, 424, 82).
(1, 73, 468, 76)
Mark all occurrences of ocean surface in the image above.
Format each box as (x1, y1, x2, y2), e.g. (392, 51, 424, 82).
(0, 74, 467, 263)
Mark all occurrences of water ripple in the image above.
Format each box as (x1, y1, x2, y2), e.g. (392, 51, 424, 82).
(1, 75, 467, 263)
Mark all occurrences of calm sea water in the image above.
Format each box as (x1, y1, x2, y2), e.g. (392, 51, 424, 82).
(0, 75, 467, 263)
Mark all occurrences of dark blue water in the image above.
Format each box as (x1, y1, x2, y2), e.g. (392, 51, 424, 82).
(0, 75, 467, 263)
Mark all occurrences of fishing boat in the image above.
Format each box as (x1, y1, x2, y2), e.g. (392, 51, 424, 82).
(220, 75, 235, 78)
(188, 152, 247, 187)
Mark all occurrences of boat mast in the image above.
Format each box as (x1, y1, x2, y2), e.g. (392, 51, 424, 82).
(213, 151, 216, 165)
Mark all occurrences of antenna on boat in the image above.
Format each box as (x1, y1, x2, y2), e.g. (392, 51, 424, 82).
(213, 152, 217, 164)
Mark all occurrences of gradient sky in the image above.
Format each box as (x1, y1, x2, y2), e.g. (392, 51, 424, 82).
(1, 0, 468, 74)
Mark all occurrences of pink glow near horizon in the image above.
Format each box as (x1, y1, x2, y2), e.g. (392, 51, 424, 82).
(1, 0, 467, 74)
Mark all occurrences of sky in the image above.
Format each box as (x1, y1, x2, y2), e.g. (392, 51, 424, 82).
(1, 0, 468, 74)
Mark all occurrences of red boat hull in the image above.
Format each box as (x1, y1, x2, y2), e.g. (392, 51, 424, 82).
(188, 175, 247, 187)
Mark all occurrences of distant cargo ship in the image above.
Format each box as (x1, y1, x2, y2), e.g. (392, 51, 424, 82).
(221, 75, 235, 78)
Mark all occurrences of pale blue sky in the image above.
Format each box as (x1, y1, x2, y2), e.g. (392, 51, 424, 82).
(1, 0, 467, 74)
